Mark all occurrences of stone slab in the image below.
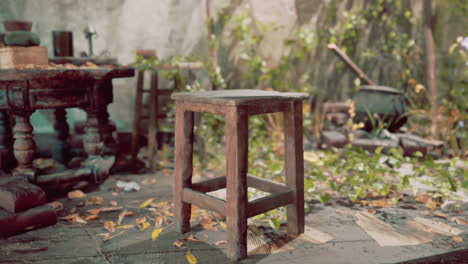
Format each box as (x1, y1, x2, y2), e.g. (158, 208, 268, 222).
(0, 204, 57, 236)
(0, 179, 46, 213)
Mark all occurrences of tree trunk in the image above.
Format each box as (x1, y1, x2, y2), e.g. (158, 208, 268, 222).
(424, 0, 439, 139)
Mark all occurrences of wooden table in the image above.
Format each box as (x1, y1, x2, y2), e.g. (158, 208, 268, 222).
(0, 67, 134, 182)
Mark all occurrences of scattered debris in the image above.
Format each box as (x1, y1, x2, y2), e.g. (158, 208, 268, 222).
(47, 201, 64, 211)
(140, 221, 150, 231)
(173, 238, 188, 248)
(103, 221, 116, 232)
(116, 180, 141, 192)
(451, 217, 468, 225)
(412, 216, 463, 236)
(68, 190, 86, 199)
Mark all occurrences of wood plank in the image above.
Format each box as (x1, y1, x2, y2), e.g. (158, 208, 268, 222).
(192, 176, 226, 193)
(247, 174, 289, 193)
(225, 106, 248, 260)
(247, 101, 290, 115)
(247, 190, 294, 218)
(412, 216, 463, 236)
(173, 102, 194, 234)
(284, 100, 305, 235)
(355, 212, 433, 246)
(181, 101, 229, 115)
(299, 226, 334, 244)
(182, 188, 226, 216)
(0, 46, 48, 69)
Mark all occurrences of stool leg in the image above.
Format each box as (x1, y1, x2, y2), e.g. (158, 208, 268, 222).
(225, 107, 248, 260)
(174, 102, 194, 234)
(284, 101, 305, 236)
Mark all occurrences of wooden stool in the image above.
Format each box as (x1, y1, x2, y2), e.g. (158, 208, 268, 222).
(171, 89, 309, 260)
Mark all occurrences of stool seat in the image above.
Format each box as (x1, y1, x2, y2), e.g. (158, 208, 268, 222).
(171, 89, 309, 106)
(172, 89, 308, 260)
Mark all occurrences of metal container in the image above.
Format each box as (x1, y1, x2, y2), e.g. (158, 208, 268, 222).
(52, 31, 73, 57)
(352, 85, 407, 132)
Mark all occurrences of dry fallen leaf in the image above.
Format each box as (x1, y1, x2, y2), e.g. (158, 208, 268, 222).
(214, 240, 227, 246)
(140, 222, 150, 231)
(88, 209, 101, 215)
(187, 234, 203, 242)
(116, 224, 134, 230)
(60, 213, 79, 220)
(110, 200, 118, 206)
(86, 196, 104, 205)
(173, 238, 188, 248)
(368, 209, 376, 215)
(452, 236, 463, 243)
(425, 199, 437, 211)
(451, 217, 468, 225)
(102, 230, 125, 241)
(68, 190, 86, 199)
(136, 217, 147, 228)
(84, 214, 100, 221)
(140, 198, 155, 208)
(60, 213, 87, 224)
(218, 221, 227, 230)
(117, 210, 132, 225)
(186, 250, 197, 264)
(48, 201, 64, 211)
(103, 221, 116, 233)
(73, 215, 87, 224)
(152, 228, 163, 240)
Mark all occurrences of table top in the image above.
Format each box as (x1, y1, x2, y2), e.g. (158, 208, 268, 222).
(0, 67, 134, 81)
(171, 89, 309, 106)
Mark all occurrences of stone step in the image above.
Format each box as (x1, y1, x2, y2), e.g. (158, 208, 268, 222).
(0, 204, 57, 236)
(0, 179, 46, 213)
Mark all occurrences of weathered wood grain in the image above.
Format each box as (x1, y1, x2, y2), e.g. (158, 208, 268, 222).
(174, 102, 194, 234)
(284, 100, 305, 235)
(225, 106, 248, 260)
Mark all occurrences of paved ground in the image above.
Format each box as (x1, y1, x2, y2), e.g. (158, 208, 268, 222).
(1, 170, 467, 264)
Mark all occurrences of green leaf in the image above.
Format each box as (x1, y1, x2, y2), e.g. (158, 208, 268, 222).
(268, 218, 281, 230)
(357, 185, 367, 199)
(375, 146, 384, 154)
(319, 193, 332, 203)
(462, 181, 468, 189)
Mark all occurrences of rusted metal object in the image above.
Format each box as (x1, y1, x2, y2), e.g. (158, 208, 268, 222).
(0, 67, 134, 182)
(172, 90, 308, 260)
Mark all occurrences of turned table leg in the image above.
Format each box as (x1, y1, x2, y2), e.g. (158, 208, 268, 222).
(0, 111, 12, 173)
(53, 108, 70, 165)
(83, 110, 102, 158)
(12, 111, 36, 181)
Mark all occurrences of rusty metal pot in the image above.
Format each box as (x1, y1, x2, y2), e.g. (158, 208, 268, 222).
(352, 85, 407, 132)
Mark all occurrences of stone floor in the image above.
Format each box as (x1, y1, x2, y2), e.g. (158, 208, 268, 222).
(1, 171, 467, 264)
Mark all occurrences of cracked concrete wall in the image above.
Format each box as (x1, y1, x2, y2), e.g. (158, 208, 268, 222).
(0, 0, 208, 132)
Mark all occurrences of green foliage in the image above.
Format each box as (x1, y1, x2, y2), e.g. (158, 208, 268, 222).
(304, 147, 467, 203)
